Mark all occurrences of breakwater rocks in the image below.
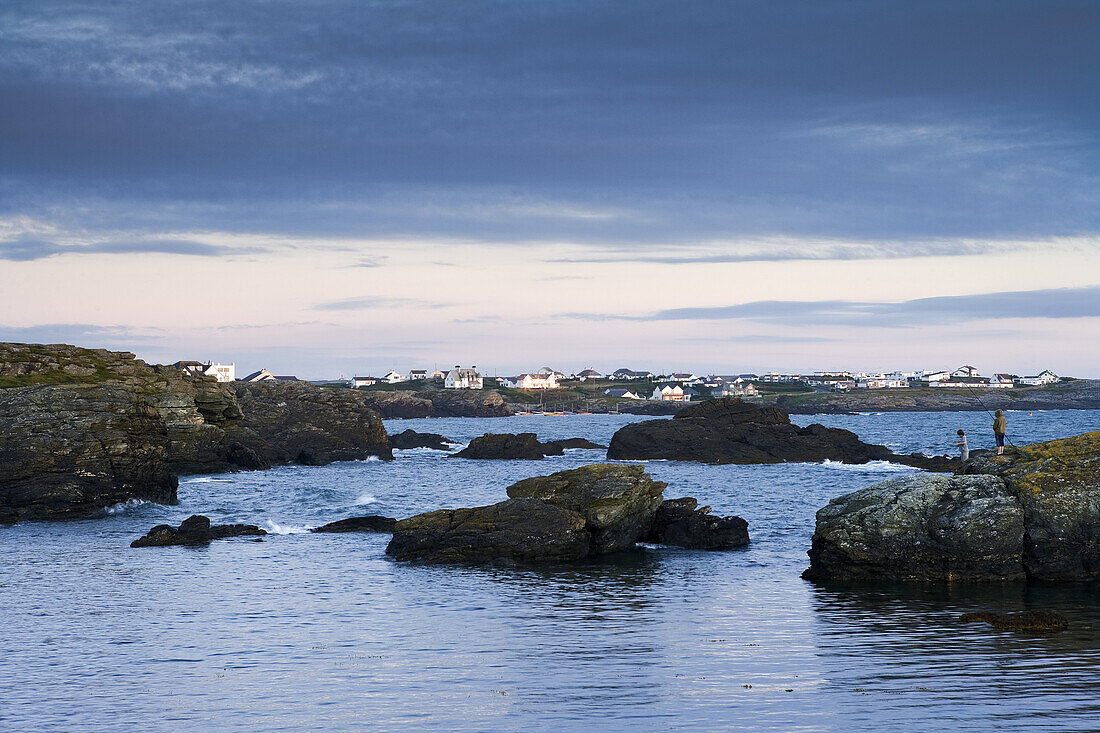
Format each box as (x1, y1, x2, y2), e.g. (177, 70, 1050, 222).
(385, 464, 748, 563)
(358, 389, 513, 418)
(607, 398, 952, 469)
(804, 432, 1100, 583)
(131, 515, 267, 547)
(0, 342, 392, 521)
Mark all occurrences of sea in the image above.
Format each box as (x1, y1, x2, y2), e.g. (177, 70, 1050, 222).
(2, 409, 1099, 732)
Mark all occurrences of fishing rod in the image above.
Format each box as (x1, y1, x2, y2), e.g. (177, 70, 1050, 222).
(960, 382, 1031, 457)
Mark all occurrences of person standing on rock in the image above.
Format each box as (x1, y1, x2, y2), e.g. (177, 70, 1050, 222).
(993, 409, 1007, 455)
(955, 429, 969, 461)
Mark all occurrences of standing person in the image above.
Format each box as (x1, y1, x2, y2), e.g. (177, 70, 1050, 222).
(993, 409, 1007, 455)
(955, 429, 969, 461)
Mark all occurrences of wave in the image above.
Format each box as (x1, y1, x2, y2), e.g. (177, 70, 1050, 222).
(261, 520, 311, 535)
(354, 494, 379, 505)
(180, 476, 229, 484)
(819, 459, 916, 472)
(102, 499, 152, 515)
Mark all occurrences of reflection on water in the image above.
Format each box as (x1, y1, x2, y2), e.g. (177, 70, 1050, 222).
(1, 410, 1098, 731)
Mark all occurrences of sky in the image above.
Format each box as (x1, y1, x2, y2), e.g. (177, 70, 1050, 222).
(0, 0, 1098, 378)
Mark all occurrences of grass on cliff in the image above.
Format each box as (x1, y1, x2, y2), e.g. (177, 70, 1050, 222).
(0, 346, 126, 389)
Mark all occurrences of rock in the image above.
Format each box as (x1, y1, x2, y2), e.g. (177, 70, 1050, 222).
(359, 389, 514, 418)
(0, 384, 178, 522)
(644, 497, 750, 550)
(607, 398, 898, 465)
(803, 474, 1026, 582)
(958, 432, 1100, 581)
(311, 515, 397, 533)
(453, 433, 561, 459)
(385, 498, 590, 562)
(959, 610, 1069, 632)
(130, 514, 267, 547)
(506, 464, 667, 553)
(388, 429, 454, 451)
(543, 438, 607, 450)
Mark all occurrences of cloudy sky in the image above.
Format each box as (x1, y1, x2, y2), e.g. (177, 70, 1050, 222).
(1, 0, 1097, 378)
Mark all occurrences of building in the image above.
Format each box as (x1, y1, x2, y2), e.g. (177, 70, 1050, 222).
(382, 370, 407, 384)
(858, 377, 909, 389)
(273, 375, 299, 381)
(351, 376, 379, 388)
(501, 373, 559, 389)
(669, 373, 702, 384)
(1016, 370, 1059, 386)
(577, 368, 602, 381)
(241, 368, 276, 382)
(952, 365, 981, 378)
(719, 381, 759, 398)
(409, 369, 428, 380)
(172, 360, 236, 383)
(604, 388, 643, 399)
(611, 368, 655, 381)
(445, 366, 483, 390)
(652, 383, 690, 401)
(428, 369, 446, 380)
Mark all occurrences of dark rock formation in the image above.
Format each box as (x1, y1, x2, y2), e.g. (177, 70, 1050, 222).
(130, 515, 266, 547)
(0, 384, 178, 522)
(311, 515, 397, 533)
(960, 610, 1069, 632)
(453, 432, 563, 459)
(386, 464, 670, 562)
(608, 398, 892, 465)
(385, 498, 590, 562)
(644, 497, 750, 550)
(803, 474, 1025, 582)
(805, 432, 1100, 583)
(358, 389, 513, 418)
(0, 342, 393, 521)
(958, 433, 1100, 581)
(388, 429, 454, 451)
(506, 464, 667, 553)
(543, 437, 607, 450)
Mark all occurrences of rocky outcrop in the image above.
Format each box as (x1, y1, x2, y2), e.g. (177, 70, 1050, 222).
(607, 398, 927, 466)
(0, 384, 178, 522)
(803, 474, 1025, 582)
(805, 432, 1100, 583)
(0, 342, 393, 521)
(358, 389, 513, 418)
(130, 515, 266, 547)
(644, 498, 750, 550)
(544, 438, 606, 450)
(311, 515, 397, 533)
(453, 432, 563, 459)
(959, 610, 1068, 632)
(388, 429, 454, 451)
(387, 464, 670, 562)
(385, 498, 591, 562)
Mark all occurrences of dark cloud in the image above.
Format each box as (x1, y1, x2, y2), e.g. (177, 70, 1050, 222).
(0, 0, 1096, 247)
(652, 286, 1100, 326)
(0, 236, 266, 261)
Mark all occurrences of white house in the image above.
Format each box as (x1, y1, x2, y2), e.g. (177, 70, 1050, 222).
(669, 372, 702, 384)
(1016, 370, 1059, 386)
(445, 366, 483, 390)
(611, 368, 654, 381)
(577, 368, 602, 381)
(429, 369, 446, 380)
(382, 370, 407, 384)
(952, 365, 981, 378)
(408, 369, 428, 380)
(502, 373, 559, 389)
(921, 370, 951, 382)
(351, 376, 379, 388)
(652, 384, 689, 401)
(173, 361, 235, 383)
(858, 377, 908, 389)
(719, 381, 759, 398)
(241, 368, 276, 382)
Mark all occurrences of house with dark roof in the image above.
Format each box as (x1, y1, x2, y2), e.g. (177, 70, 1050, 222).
(241, 368, 276, 382)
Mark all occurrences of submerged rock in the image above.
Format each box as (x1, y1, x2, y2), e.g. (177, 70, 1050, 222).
(387, 464, 674, 562)
(803, 474, 1025, 582)
(606, 398, 925, 466)
(385, 498, 590, 562)
(645, 497, 750, 550)
(388, 429, 454, 451)
(311, 515, 397, 533)
(960, 610, 1069, 632)
(543, 438, 607, 450)
(130, 515, 266, 547)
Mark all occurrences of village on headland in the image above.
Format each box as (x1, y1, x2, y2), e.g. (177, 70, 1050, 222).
(171, 359, 1067, 403)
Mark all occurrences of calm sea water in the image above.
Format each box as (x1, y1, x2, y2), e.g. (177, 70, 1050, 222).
(2, 410, 1098, 732)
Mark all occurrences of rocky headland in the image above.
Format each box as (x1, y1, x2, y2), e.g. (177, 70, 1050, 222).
(0, 342, 392, 522)
(385, 464, 749, 563)
(606, 398, 955, 469)
(357, 388, 513, 418)
(804, 432, 1100, 583)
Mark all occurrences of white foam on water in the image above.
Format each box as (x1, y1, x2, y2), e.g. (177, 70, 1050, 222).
(394, 446, 450, 455)
(354, 494, 379, 505)
(261, 520, 311, 535)
(181, 476, 228, 484)
(819, 459, 915, 472)
(103, 499, 151, 514)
